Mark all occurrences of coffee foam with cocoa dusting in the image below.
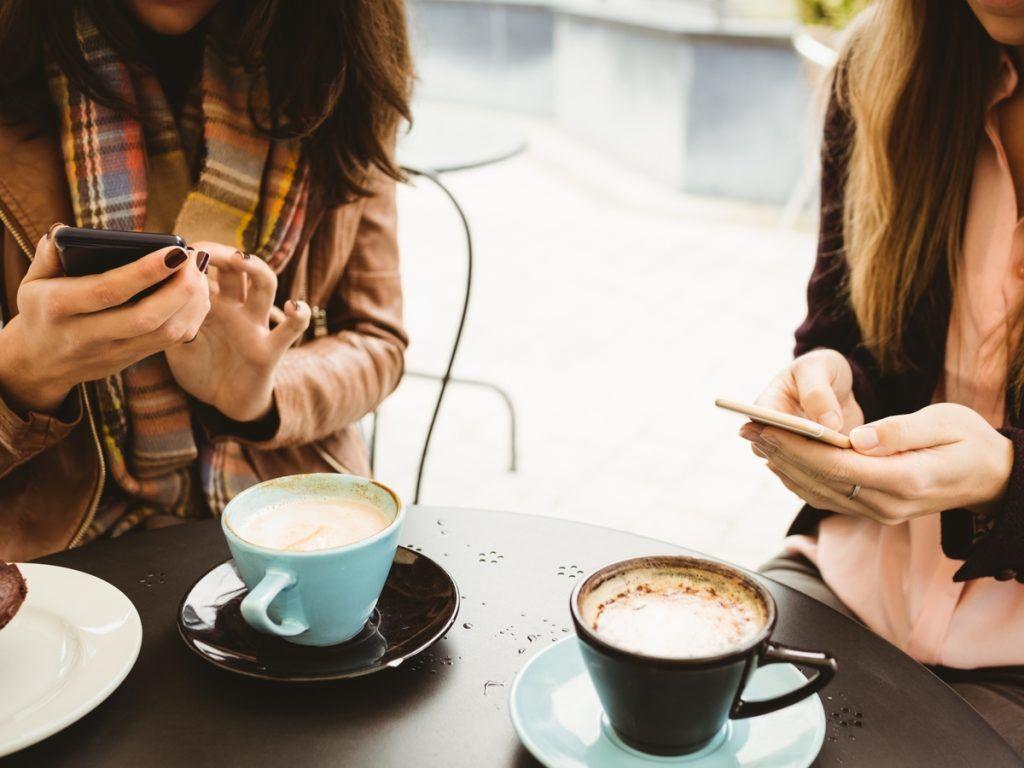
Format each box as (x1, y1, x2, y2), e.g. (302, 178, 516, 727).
(579, 565, 767, 659)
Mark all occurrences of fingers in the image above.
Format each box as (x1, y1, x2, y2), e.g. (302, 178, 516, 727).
(267, 299, 311, 356)
(764, 447, 851, 497)
(43, 245, 194, 316)
(131, 292, 210, 352)
(753, 377, 802, 416)
(765, 459, 866, 516)
(90, 251, 209, 341)
(850, 403, 969, 456)
(206, 248, 277, 320)
(740, 422, 900, 491)
(24, 225, 67, 282)
(211, 250, 247, 303)
(791, 351, 847, 431)
(764, 453, 908, 525)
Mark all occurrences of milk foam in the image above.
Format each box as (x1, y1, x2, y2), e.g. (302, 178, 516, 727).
(235, 498, 391, 551)
(584, 568, 765, 659)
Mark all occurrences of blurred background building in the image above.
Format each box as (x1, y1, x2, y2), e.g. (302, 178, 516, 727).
(374, 0, 862, 568)
(408, 0, 805, 203)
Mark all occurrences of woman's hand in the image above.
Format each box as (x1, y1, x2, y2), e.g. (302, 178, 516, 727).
(164, 243, 311, 424)
(756, 349, 864, 433)
(0, 229, 210, 414)
(740, 403, 1014, 522)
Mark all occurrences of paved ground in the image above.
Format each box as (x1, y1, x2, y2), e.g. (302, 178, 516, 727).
(372, 103, 818, 569)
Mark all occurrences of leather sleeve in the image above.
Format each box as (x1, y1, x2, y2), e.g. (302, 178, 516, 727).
(203, 170, 407, 449)
(0, 229, 84, 478)
(0, 387, 82, 478)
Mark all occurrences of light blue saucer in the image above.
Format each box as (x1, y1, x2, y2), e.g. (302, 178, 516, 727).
(510, 638, 826, 768)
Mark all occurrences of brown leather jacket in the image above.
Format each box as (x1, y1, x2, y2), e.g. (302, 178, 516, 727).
(0, 121, 407, 561)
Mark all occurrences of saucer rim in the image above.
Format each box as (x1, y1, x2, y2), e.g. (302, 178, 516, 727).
(510, 636, 827, 768)
(176, 546, 459, 682)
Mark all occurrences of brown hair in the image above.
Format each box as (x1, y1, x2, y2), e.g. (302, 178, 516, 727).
(0, 0, 413, 205)
(837, 1, 1000, 373)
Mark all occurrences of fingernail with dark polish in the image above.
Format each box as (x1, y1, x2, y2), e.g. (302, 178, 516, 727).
(196, 251, 210, 272)
(46, 222, 65, 241)
(164, 247, 187, 269)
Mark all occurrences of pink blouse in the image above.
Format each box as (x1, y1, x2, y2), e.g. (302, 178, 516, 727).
(787, 51, 1024, 669)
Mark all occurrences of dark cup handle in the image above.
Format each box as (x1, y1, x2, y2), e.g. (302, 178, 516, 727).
(731, 641, 837, 719)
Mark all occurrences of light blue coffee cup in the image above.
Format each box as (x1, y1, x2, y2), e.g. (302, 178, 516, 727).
(222, 473, 405, 647)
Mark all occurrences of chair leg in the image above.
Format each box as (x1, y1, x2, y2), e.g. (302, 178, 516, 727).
(401, 166, 474, 506)
(405, 371, 519, 472)
(369, 410, 379, 475)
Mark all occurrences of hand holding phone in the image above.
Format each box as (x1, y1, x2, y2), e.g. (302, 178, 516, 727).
(54, 226, 187, 278)
(0, 227, 209, 414)
(715, 397, 852, 449)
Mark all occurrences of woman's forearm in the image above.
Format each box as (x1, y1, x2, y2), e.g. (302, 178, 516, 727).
(0, 318, 73, 414)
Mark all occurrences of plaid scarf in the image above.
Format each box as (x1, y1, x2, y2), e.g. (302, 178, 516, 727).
(47, 10, 309, 537)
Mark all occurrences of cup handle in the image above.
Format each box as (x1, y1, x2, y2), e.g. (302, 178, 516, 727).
(239, 568, 308, 637)
(730, 642, 837, 719)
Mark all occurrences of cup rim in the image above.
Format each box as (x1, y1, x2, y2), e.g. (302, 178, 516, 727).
(221, 473, 405, 557)
(569, 555, 778, 668)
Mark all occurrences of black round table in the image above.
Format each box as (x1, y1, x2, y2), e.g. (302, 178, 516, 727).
(13, 508, 1018, 767)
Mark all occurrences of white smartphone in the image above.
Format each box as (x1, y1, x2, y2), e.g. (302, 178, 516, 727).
(715, 397, 852, 449)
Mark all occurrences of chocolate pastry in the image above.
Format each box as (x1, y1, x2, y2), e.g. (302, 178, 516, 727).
(0, 561, 27, 630)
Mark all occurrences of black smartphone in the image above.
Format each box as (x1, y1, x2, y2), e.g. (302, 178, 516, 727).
(54, 227, 187, 277)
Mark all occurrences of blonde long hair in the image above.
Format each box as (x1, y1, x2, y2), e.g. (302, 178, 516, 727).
(838, 1, 999, 373)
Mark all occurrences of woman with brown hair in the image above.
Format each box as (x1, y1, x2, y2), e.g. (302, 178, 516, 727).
(0, 0, 410, 560)
(742, 0, 1024, 754)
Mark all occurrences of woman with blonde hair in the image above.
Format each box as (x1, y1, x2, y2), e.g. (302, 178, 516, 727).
(744, 0, 1024, 754)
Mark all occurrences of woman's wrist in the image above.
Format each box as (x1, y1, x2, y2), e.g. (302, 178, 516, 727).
(0, 320, 73, 415)
(967, 433, 1014, 517)
(210, 379, 275, 424)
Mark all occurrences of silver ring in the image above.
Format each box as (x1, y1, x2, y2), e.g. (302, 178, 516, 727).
(847, 483, 861, 501)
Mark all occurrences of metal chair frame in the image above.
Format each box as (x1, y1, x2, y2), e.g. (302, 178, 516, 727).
(369, 165, 519, 504)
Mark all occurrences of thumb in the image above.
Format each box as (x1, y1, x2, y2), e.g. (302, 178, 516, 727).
(267, 299, 311, 357)
(850, 405, 961, 456)
(791, 353, 845, 431)
(23, 224, 67, 282)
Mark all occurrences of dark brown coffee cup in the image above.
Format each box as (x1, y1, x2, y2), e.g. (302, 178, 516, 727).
(570, 555, 837, 756)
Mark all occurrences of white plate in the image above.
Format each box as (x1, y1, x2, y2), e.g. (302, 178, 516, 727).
(0, 563, 142, 757)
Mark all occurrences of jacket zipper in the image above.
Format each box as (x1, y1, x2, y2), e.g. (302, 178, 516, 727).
(0, 202, 105, 547)
(0, 203, 33, 259)
(69, 387, 105, 547)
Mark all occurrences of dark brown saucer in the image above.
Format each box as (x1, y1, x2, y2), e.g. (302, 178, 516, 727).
(176, 546, 459, 681)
